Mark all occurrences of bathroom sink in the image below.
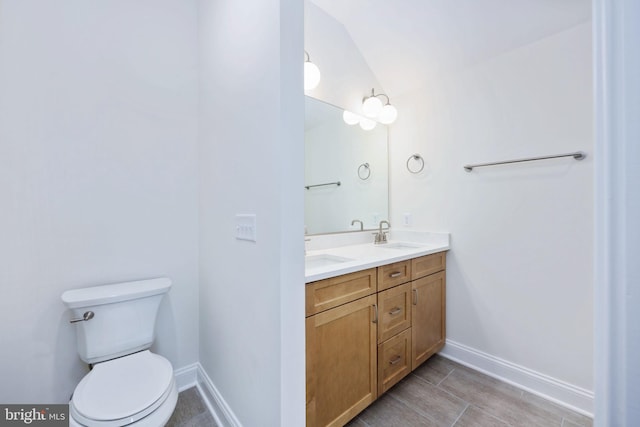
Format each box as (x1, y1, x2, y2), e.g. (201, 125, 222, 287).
(377, 242, 425, 250)
(305, 254, 354, 269)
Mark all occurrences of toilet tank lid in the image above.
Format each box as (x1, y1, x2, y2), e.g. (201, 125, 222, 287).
(62, 278, 171, 308)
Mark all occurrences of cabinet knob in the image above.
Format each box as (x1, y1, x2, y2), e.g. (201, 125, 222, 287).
(389, 272, 402, 278)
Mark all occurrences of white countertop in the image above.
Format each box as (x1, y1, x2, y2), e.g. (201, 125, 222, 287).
(305, 230, 450, 283)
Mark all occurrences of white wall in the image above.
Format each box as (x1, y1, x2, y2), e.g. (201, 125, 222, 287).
(390, 22, 593, 399)
(0, 0, 199, 403)
(198, 0, 304, 425)
(304, 1, 382, 113)
(594, 0, 640, 423)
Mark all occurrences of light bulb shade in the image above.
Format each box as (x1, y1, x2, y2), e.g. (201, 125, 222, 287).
(304, 61, 321, 90)
(362, 96, 383, 117)
(359, 117, 377, 131)
(378, 104, 398, 124)
(342, 110, 360, 125)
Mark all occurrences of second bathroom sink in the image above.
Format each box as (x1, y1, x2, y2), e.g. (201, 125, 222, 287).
(305, 254, 354, 269)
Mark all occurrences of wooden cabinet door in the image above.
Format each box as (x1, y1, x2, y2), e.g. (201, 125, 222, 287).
(306, 294, 378, 427)
(411, 271, 446, 370)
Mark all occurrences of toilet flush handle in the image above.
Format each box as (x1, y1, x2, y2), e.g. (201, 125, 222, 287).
(70, 311, 95, 323)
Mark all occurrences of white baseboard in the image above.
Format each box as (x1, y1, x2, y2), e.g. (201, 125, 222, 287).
(174, 363, 199, 392)
(174, 363, 242, 427)
(175, 342, 594, 425)
(440, 339, 594, 417)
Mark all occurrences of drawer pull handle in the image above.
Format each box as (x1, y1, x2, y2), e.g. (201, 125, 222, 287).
(389, 272, 402, 278)
(412, 289, 418, 305)
(389, 307, 402, 316)
(372, 304, 378, 324)
(389, 355, 402, 365)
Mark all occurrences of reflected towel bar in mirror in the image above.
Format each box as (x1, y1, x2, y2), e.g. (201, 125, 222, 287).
(305, 181, 341, 190)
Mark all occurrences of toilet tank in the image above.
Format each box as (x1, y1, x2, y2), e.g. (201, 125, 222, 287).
(61, 278, 171, 364)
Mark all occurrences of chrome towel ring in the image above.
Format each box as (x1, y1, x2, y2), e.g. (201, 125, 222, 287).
(358, 163, 371, 180)
(406, 154, 424, 174)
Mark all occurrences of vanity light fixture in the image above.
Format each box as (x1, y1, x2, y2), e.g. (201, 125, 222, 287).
(362, 88, 398, 125)
(342, 110, 361, 125)
(362, 89, 383, 117)
(342, 88, 398, 130)
(342, 110, 377, 130)
(304, 50, 321, 91)
(358, 117, 377, 131)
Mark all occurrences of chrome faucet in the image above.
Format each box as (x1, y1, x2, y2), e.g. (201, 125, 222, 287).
(374, 220, 390, 244)
(351, 219, 364, 231)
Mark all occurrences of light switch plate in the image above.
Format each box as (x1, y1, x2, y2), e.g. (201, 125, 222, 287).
(403, 212, 412, 227)
(235, 214, 257, 242)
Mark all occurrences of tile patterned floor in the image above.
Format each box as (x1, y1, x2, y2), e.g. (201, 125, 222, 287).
(166, 387, 217, 427)
(166, 356, 593, 427)
(347, 355, 593, 427)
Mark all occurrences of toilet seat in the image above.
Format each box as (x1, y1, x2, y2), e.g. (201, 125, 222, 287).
(70, 351, 175, 427)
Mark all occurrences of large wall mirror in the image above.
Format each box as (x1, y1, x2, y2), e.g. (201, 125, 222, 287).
(305, 96, 389, 235)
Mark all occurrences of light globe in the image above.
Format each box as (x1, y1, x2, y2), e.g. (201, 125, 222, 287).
(304, 61, 321, 91)
(342, 110, 360, 125)
(378, 104, 398, 124)
(359, 117, 377, 131)
(362, 96, 383, 117)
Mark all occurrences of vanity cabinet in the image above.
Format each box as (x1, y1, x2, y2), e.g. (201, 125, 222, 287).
(306, 251, 446, 427)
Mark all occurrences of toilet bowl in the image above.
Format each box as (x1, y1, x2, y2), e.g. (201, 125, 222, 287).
(69, 351, 178, 427)
(62, 278, 177, 427)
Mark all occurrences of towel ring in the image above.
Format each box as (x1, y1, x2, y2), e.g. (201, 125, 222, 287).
(406, 154, 424, 174)
(358, 163, 371, 180)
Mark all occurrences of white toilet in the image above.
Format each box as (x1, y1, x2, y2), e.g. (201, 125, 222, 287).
(62, 278, 178, 427)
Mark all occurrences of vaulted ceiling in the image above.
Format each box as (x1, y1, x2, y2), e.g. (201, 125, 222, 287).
(309, 0, 591, 97)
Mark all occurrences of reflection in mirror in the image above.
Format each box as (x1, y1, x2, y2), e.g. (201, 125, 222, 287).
(305, 96, 389, 235)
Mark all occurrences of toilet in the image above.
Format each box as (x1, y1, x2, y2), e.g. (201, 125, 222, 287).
(62, 278, 178, 427)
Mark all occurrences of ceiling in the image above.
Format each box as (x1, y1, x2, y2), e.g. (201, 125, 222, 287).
(309, 0, 591, 97)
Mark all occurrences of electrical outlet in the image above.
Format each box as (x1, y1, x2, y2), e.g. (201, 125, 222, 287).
(235, 214, 257, 242)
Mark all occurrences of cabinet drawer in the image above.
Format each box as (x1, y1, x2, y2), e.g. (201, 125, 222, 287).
(377, 328, 412, 395)
(377, 283, 411, 343)
(377, 260, 411, 291)
(411, 252, 446, 280)
(306, 268, 377, 317)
